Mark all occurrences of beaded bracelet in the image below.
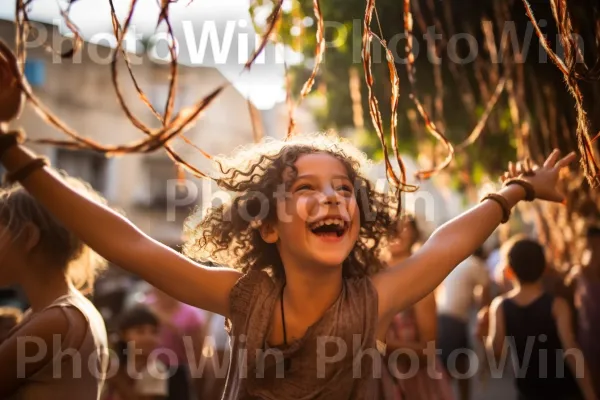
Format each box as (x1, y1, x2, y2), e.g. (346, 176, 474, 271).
(4, 157, 49, 184)
(503, 178, 535, 202)
(481, 193, 511, 224)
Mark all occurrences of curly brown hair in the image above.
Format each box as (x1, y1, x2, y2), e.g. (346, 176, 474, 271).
(183, 133, 399, 280)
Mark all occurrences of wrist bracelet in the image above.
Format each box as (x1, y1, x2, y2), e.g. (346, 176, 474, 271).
(503, 178, 535, 201)
(481, 193, 511, 224)
(0, 130, 25, 159)
(4, 157, 49, 184)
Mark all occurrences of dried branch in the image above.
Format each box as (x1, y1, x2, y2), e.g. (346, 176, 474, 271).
(362, 0, 415, 197)
(286, 0, 324, 138)
(404, 0, 454, 180)
(521, 0, 600, 187)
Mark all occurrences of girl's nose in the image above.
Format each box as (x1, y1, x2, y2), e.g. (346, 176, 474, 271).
(321, 187, 341, 205)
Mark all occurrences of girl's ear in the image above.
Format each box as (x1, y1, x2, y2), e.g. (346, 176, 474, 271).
(259, 222, 279, 244)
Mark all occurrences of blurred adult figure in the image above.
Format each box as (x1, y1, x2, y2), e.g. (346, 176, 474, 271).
(436, 248, 490, 400)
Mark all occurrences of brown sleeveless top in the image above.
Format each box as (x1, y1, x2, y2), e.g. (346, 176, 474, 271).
(7, 290, 109, 400)
(222, 271, 384, 400)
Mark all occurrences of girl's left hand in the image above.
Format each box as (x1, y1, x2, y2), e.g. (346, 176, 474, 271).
(0, 41, 24, 124)
(501, 149, 577, 203)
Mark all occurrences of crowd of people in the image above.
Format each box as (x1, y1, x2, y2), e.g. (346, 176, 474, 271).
(0, 43, 599, 400)
(0, 149, 598, 400)
(375, 214, 600, 400)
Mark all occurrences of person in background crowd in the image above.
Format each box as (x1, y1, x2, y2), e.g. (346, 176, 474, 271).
(567, 226, 600, 397)
(197, 311, 231, 399)
(495, 234, 531, 294)
(498, 235, 575, 306)
(105, 306, 169, 400)
(93, 267, 140, 334)
(379, 216, 454, 400)
(144, 286, 207, 400)
(0, 307, 21, 344)
(487, 237, 596, 400)
(0, 179, 108, 400)
(436, 247, 490, 400)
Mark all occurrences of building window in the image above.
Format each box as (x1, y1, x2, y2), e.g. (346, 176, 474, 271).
(54, 149, 108, 193)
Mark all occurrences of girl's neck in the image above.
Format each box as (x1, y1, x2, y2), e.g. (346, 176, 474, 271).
(282, 265, 343, 319)
(20, 267, 71, 312)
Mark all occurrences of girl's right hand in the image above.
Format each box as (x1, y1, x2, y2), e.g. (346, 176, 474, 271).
(502, 149, 577, 203)
(0, 41, 25, 124)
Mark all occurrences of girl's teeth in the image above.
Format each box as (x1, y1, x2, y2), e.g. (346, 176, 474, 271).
(309, 218, 346, 229)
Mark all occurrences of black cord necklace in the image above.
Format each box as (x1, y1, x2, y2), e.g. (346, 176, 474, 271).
(280, 283, 291, 371)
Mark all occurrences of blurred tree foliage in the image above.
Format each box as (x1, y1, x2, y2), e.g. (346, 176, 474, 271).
(255, 0, 600, 187)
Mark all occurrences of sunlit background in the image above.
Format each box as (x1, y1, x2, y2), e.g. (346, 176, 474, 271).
(0, 0, 304, 110)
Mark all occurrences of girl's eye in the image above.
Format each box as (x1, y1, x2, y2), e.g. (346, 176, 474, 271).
(337, 184, 353, 193)
(295, 184, 313, 192)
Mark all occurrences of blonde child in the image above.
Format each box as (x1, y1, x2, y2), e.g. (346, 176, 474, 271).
(0, 179, 109, 399)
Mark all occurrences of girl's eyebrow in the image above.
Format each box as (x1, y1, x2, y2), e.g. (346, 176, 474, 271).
(296, 173, 351, 181)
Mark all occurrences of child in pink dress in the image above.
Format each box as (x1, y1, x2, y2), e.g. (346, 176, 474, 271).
(144, 287, 207, 399)
(380, 216, 454, 400)
(384, 307, 455, 400)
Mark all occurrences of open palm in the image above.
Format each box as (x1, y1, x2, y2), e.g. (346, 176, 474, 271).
(501, 149, 577, 203)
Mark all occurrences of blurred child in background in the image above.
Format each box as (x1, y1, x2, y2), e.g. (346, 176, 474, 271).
(487, 237, 596, 400)
(106, 306, 169, 400)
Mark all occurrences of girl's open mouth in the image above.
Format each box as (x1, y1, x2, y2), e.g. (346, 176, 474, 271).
(308, 218, 348, 239)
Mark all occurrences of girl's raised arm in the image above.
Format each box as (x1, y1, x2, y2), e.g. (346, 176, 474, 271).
(0, 42, 240, 316)
(374, 150, 576, 324)
(0, 143, 241, 317)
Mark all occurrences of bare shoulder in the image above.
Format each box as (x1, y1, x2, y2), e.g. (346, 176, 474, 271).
(11, 307, 73, 339)
(0, 307, 75, 378)
(15, 305, 91, 352)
